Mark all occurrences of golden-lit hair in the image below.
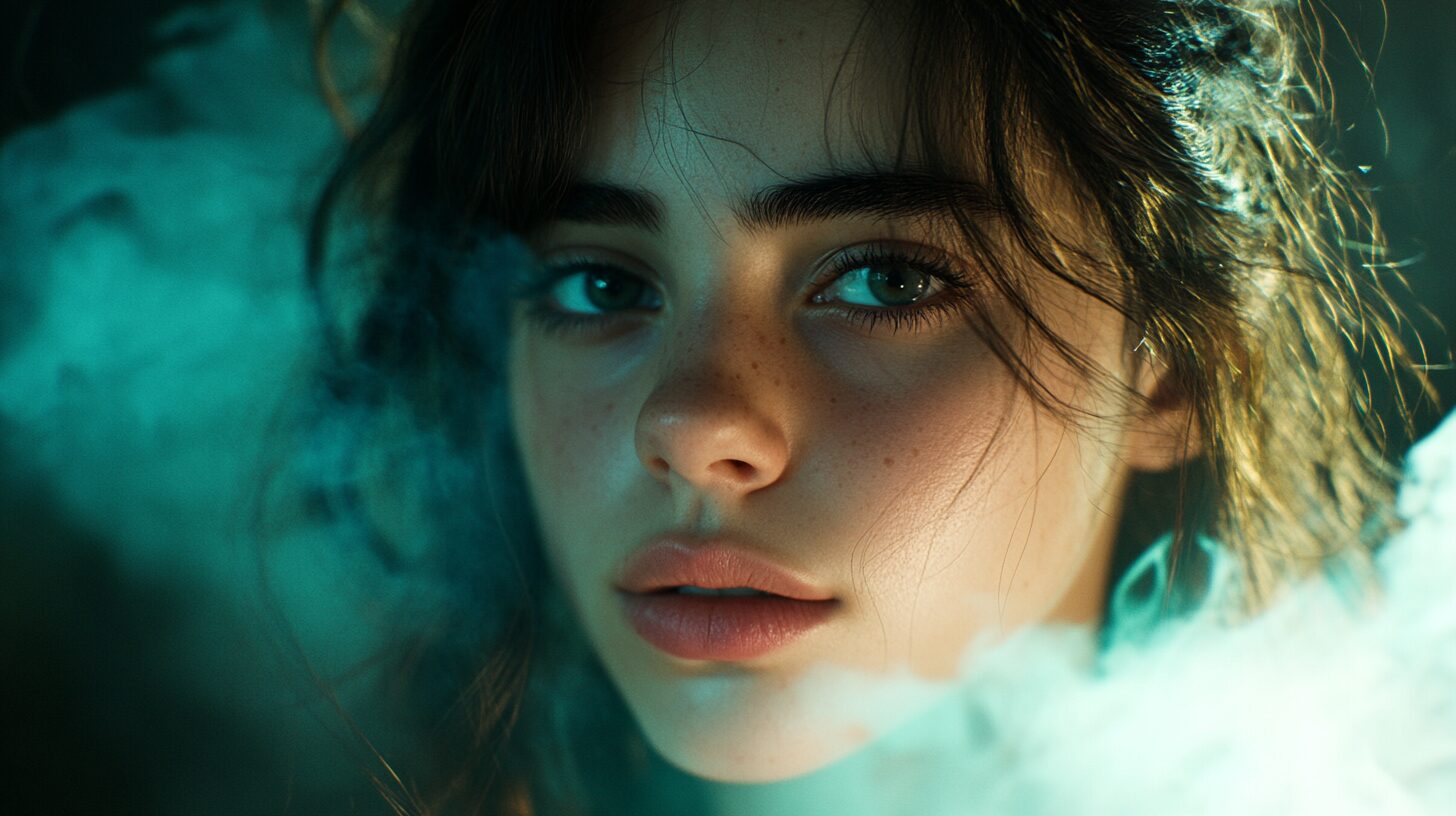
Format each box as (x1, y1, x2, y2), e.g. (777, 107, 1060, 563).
(300, 1, 1435, 812)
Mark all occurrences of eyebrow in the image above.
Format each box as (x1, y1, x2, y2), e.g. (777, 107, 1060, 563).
(550, 171, 1002, 233)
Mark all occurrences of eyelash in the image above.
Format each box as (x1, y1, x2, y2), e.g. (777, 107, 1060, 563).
(512, 245, 978, 337)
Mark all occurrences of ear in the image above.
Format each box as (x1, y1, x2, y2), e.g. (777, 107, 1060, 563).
(1121, 349, 1203, 472)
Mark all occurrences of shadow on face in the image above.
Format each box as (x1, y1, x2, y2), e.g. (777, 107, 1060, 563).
(506, 0, 1189, 783)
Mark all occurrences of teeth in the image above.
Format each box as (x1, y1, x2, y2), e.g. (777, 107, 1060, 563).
(675, 586, 768, 597)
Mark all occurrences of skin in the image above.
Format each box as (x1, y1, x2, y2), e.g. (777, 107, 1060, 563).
(506, 0, 1192, 786)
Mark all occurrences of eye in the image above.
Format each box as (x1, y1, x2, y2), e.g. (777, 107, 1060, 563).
(513, 257, 661, 334)
(514, 245, 977, 337)
(808, 245, 978, 335)
(812, 250, 952, 308)
(546, 264, 658, 314)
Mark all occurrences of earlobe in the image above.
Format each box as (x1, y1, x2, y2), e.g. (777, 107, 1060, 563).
(1122, 354, 1204, 472)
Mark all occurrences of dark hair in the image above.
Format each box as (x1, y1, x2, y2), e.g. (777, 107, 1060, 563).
(300, 0, 1429, 812)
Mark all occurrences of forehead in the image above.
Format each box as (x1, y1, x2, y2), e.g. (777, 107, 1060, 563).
(585, 0, 911, 201)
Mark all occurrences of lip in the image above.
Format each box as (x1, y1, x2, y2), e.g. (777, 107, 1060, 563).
(616, 535, 839, 661)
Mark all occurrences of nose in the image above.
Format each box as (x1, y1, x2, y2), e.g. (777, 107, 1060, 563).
(635, 364, 790, 498)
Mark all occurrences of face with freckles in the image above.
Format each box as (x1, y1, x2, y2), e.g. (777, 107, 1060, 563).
(506, 0, 1185, 784)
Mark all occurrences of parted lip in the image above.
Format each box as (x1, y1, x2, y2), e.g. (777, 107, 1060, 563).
(616, 534, 835, 602)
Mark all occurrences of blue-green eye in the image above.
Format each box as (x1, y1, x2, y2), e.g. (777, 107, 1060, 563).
(515, 245, 976, 337)
(547, 264, 659, 314)
(806, 245, 976, 334)
(812, 261, 937, 308)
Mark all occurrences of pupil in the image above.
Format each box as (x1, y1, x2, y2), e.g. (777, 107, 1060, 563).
(868, 265, 930, 307)
(586, 269, 643, 311)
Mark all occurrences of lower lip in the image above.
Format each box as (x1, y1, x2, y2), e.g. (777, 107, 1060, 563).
(620, 592, 839, 661)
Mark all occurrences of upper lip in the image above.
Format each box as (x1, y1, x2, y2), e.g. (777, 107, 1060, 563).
(616, 534, 835, 601)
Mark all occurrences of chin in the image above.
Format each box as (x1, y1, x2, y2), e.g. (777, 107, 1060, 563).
(618, 662, 951, 784)
(639, 714, 872, 783)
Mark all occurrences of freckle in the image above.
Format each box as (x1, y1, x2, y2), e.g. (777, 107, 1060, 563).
(829, 396, 837, 404)
(605, 402, 615, 412)
(883, 457, 894, 468)
(911, 447, 919, 457)
(779, 336, 786, 345)
(750, 362, 758, 370)
(772, 378, 780, 386)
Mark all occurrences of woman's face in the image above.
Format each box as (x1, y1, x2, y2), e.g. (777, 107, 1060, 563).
(508, 0, 1175, 784)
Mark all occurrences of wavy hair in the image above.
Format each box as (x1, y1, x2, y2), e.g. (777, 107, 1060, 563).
(297, 0, 1430, 812)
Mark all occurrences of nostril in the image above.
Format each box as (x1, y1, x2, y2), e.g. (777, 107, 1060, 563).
(709, 459, 757, 482)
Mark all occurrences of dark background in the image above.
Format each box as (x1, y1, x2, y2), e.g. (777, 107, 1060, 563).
(2, 0, 1452, 813)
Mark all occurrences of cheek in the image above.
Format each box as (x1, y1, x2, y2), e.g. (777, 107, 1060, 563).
(507, 337, 627, 571)
(803, 346, 1017, 601)
(510, 329, 633, 470)
(514, 375, 590, 494)
(803, 342, 1118, 677)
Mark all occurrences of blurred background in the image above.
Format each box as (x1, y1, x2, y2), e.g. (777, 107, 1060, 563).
(1, 1, 1452, 813)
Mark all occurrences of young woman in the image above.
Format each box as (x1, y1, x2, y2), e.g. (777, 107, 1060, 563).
(303, 0, 1426, 811)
